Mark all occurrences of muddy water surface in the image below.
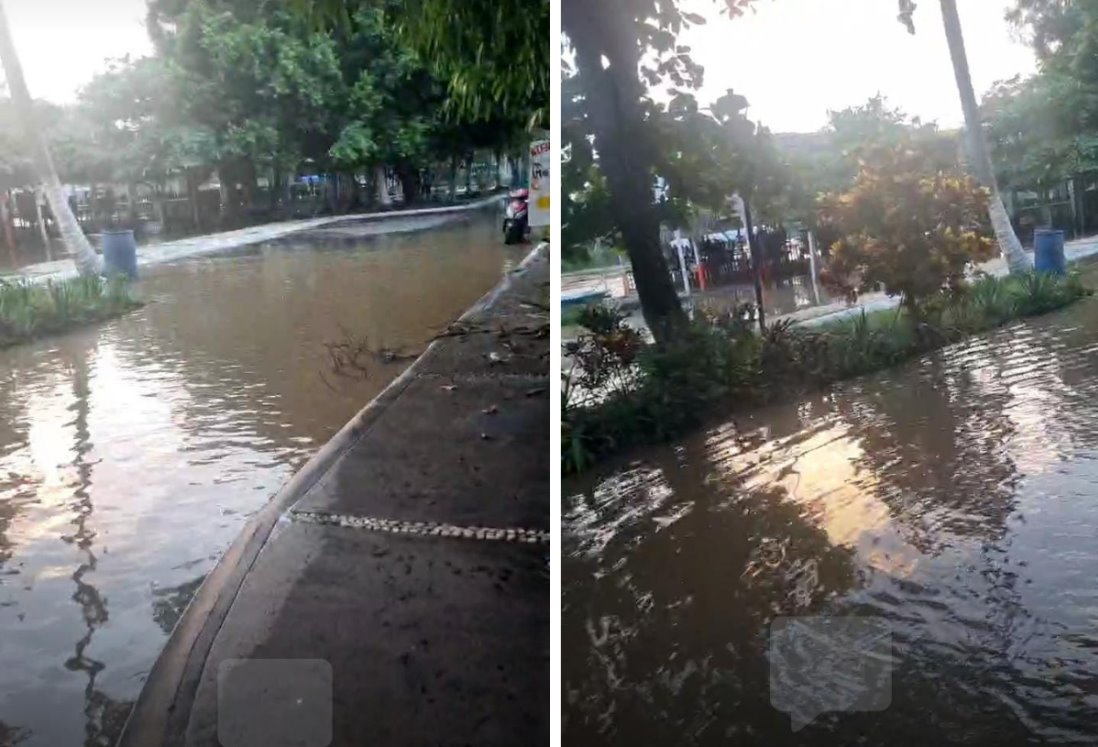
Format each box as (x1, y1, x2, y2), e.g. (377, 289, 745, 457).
(565, 277, 1098, 745)
(0, 211, 524, 746)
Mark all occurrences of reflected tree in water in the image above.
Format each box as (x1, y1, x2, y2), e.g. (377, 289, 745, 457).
(55, 344, 133, 747)
(827, 346, 1086, 741)
(563, 437, 856, 744)
(0, 358, 34, 573)
(838, 356, 1021, 552)
(151, 574, 206, 636)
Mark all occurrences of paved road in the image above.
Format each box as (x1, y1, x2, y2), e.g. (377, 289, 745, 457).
(5, 195, 502, 284)
(118, 244, 549, 747)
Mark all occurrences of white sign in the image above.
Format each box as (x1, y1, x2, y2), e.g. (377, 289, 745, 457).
(528, 139, 550, 227)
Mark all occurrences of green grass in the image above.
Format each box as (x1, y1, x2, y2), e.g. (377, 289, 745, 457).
(563, 271, 1093, 473)
(0, 275, 143, 348)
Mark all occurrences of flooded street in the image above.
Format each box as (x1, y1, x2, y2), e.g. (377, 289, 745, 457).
(564, 270, 1098, 745)
(0, 211, 524, 746)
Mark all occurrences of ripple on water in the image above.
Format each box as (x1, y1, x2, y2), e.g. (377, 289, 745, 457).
(565, 289, 1098, 745)
(0, 214, 521, 747)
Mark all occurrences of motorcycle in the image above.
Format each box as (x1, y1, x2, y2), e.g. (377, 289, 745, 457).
(502, 188, 529, 245)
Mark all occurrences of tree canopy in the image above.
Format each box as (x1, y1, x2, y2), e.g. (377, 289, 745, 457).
(0, 0, 542, 232)
(980, 1, 1098, 191)
(286, 0, 548, 125)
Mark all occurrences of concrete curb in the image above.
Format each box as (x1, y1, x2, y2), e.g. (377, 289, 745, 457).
(116, 240, 548, 747)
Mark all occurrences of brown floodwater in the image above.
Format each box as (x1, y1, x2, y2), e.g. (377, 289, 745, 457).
(0, 211, 525, 747)
(565, 273, 1098, 745)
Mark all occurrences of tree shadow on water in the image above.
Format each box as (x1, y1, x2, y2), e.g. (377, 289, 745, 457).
(563, 434, 857, 745)
(56, 344, 133, 747)
(563, 355, 1083, 745)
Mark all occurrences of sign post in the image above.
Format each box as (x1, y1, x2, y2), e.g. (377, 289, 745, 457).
(528, 139, 550, 229)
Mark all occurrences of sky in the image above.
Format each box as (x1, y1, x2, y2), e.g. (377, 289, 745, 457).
(0, 0, 1039, 132)
(3, 0, 151, 102)
(678, 0, 1038, 132)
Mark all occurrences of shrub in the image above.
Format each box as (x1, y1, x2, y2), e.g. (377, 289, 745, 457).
(818, 139, 997, 322)
(563, 270, 1091, 473)
(0, 275, 141, 347)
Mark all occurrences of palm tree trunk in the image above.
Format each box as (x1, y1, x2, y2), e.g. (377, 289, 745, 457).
(939, 0, 1032, 274)
(0, 1, 99, 275)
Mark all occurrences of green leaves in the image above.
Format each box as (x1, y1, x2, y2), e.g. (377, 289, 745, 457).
(820, 136, 997, 315)
(986, 3, 1098, 191)
(291, 0, 546, 126)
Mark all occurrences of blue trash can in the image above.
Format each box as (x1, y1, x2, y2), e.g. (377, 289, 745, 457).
(1034, 228, 1066, 275)
(100, 229, 138, 279)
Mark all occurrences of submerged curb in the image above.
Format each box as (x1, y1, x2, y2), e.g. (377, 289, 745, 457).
(117, 240, 548, 747)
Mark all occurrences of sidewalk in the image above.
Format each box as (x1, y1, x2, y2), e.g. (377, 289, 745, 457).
(118, 244, 549, 747)
(576, 235, 1098, 330)
(5, 194, 502, 284)
(775, 235, 1098, 327)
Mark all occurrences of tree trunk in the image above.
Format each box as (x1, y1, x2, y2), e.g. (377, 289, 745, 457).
(743, 197, 765, 330)
(1, 191, 18, 267)
(448, 155, 458, 202)
(186, 170, 201, 231)
(565, 0, 686, 341)
(939, 0, 1032, 274)
(217, 168, 231, 224)
(242, 158, 258, 215)
(348, 172, 360, 210)
(151, 189, 165, 227)
(510, 150, 521, 187)
(375, 165, 392, 207)
(33, 188, 50, 261)
(270, 167, 281, 211)
(0, 2, 99, 275)
(395, 163, 420, 205)
(126, 181, 139, 227)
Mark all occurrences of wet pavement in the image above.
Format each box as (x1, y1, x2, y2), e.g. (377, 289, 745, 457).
(120, 247, 549, 747)
(0, 208, 526, 747)
(564, 262, 1098, 745)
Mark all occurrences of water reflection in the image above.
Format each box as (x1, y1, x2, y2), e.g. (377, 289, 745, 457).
(150, 576, 205, 636)
(565, 440, 856, 743)
(0, 214, 519, 746)
(565, 276, 1098, 744)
